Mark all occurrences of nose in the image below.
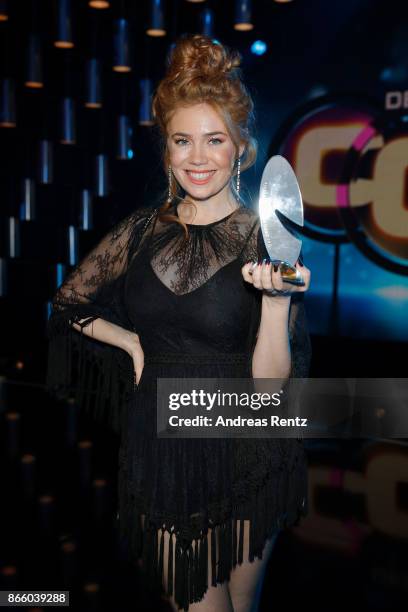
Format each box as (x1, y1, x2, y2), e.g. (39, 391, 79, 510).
(188, 143, 208, 165)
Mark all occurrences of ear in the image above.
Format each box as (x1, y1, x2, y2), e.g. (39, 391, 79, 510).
(238, 142, 246, 158)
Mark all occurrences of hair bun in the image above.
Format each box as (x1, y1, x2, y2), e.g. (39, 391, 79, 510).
(166, 34, 242, 81)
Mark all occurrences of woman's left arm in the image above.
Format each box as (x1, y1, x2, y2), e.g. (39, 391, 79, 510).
(242, 259, 312, 380)
(251, 293, 291, 379)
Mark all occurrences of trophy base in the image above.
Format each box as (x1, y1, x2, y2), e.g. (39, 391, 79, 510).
(271, 260, 305, 286)
(249, 259, 305, 286)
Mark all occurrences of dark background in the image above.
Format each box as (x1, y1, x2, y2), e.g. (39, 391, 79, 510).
(0, 1, 407, 611)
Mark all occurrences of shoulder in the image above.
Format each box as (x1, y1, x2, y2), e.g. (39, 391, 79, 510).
(122, 206, 160, 254)
(116, 206, 157, 233)
(103, 207, 157, 250)
(129, 205, 158, 223)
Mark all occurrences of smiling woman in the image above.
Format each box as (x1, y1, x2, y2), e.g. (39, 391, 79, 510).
(135, 33, 310, 611)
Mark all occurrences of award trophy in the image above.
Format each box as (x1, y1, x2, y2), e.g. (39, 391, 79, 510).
(253, 154, 305, 286)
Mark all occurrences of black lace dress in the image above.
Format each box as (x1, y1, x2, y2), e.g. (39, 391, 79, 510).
(46, 201, 312, 611)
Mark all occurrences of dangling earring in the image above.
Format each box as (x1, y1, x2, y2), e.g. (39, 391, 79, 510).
(236, 157, 241, 199)
(167, 164, 172, 203)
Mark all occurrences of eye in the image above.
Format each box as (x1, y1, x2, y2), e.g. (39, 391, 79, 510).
(174, 137, 223, 145)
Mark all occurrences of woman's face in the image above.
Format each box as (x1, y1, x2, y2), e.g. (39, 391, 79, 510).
(166, 102, 244, 204)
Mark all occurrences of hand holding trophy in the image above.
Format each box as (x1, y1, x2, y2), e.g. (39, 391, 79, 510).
(242, 155, 311, 297)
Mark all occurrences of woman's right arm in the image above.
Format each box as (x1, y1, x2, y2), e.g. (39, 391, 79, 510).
(71, 316, 136, 354)
(71, 317, 145, 384)
(46, 207, 154, 429)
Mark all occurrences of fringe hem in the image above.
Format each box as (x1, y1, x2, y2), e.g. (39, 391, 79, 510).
(117, 454, 308, 611)
(45, 313, 134, 435)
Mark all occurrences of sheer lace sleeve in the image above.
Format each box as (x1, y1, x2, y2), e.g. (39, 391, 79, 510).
(240, 215, 312, 378)
(45, 206, 157, 434)
(288, 292, 312, 377)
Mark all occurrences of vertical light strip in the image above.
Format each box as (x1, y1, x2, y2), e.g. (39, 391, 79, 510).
(0, 0, 8, 21)
(139, 78, 154, 126)
(0, 78, 16, 127)
(85, 58, 102, 108)
(25, 34, 44, 88)
(54, 0, 74, 48)
(56, 263, 66, 289)
(234, 0, 254, 31)
(80, 189, 93, 230)
(60, 97, 76, 144)
(38, 140, 53, 184)
(200, 8, 214, 37)
(20, 178, 35, 221)
(95, 153, 108, 197)
(117, 115, 132, 159)
(113, 18, 131, 72)
(146, 0, 166, 37)
(68, 225, 78, 266)
(8, 217, 20, 258)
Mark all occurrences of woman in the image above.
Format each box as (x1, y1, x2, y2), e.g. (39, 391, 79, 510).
(46, 34, 311, 612)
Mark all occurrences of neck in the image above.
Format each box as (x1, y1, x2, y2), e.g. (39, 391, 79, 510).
(177, 190, 239, 223)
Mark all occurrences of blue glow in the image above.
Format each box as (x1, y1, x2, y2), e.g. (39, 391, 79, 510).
(304, 235, 408, 341)
(380, 67, 392, 81)
(251, 40, 267, 56)
(127, 149, 133, 159)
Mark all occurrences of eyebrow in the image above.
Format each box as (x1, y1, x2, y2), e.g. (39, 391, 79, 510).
(171, 131, 227, 137)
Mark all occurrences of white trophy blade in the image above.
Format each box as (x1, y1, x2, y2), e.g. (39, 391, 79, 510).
(259, 155, 304, 267)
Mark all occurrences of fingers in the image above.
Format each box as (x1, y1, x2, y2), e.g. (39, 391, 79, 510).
(134, 366, 144, 387)
(132, 352, 144, 387)
(251, 261, 264, 289)
(257, 260, 284, 291)
(294, 260, 311, 291)
(241, 261, 255, 283)
(242, 260, 284, 291)
(242, 259, 311, 295)
(270, 262, 284, 291)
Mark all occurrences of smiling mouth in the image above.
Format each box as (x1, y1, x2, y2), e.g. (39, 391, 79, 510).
(185, 170, 217, 182)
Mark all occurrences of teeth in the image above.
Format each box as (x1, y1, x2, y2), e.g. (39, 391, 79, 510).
(187, 171, 214, 180)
